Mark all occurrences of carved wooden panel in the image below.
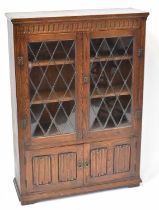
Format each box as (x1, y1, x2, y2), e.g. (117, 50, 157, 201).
(114, 144, 131, 173)
(90, 148, 107, 177)
(58, 152, 77, 182)
(32, 152, 78, 186)
(26, 145, 83, 192)
(85, 139, 134, 185)
(89, 144, 131, 178)
(33, 155, 51, 186)
(107, 149, 114, 175)
(15, 18, 141, 35)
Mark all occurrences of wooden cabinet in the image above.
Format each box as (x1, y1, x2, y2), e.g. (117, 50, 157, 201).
(6, 8, 149, 204)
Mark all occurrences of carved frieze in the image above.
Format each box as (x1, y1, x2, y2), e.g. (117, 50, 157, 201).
(15, 18, 141, 35)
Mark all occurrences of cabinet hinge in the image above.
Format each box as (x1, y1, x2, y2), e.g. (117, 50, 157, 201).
(82, 130, 88, 139)
(135, 110, 142, 120)
(134, 163, 137, 172)
(138, 48, 144, 57)
(24, 156, 26, 165)
(25, 180, 27, 187)
(77, 131, 82, 139)
(83, 76, 89, 84)
(20, 118, 28, 129)
(135, 141, 138, 149)
(17, 56, 24, 66)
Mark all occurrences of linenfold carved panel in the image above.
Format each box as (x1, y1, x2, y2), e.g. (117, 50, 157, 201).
(58, 152, 77, 182)
(32, 152, 77, 186)
(114, 144, 131, 173)
(91, 148, 108, 177)
(15, 18, 140, 35)
(90, 144, 131, 178)
(33, 155, 52, 186)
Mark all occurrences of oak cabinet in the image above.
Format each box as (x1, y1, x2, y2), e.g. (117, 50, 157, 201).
(6, 8, 149, 204)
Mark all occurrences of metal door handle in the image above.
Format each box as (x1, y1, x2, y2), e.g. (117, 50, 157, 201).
(77, 160, 83, 168)
(84, 160, 89, 167)
(77, 160, 89, 168)
(83, 76, 89, 84)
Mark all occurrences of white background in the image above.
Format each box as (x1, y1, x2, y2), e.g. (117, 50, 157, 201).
(0, 0, 159, 209)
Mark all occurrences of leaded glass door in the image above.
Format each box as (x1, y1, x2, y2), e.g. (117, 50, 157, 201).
(27, 33, 82, 143)
(83, 31, 137, 139)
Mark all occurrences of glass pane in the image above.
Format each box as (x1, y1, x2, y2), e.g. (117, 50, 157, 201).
(28, 40, 76, 137)
(90, 36, 133, 130)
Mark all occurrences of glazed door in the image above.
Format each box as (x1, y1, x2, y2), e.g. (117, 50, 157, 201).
(21, 33, 83, 145)
(82, 30, 139, 140)
(25, 144, 84, 192)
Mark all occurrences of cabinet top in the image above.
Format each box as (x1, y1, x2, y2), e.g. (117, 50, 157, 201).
(6, 8, 149, 23)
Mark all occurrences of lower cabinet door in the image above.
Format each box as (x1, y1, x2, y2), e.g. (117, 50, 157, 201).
(84, 137, 136, 185)
(25, 145, 84, 193)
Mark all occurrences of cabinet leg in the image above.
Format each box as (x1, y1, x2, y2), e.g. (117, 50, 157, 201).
(128, 183, 140, 188)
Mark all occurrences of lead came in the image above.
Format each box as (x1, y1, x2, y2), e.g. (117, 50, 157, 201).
(28, 40, 76, 137)
(90, 37, 133, 129)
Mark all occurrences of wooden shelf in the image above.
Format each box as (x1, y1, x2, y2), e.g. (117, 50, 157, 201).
(29, 58, 75, 68)
(31, 86, 130, 104)
(29, 55, 132, 68)
(91, 86, 130, 99)
(91, 55, 132, 63)
(31, 90, 75, 104)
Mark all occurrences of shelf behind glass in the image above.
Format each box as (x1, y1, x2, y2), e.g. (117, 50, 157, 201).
(31, 85, 130, 104)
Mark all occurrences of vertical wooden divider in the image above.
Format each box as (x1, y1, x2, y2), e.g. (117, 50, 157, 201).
(135, 20, 147, 178)
(82, 32, 90, 184)
(75, 32, 84, 140)
(83, 143, 90, 184)
(14, 33, 31, 194)
(82, 32, 90, 139)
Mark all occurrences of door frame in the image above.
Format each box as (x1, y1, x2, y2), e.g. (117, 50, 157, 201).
(18, 32, 83, 146)
(82, 29, 141, 141)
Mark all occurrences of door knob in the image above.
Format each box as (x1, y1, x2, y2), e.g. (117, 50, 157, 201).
(83, 76, 89, 84)
(77, 160, 89, 168)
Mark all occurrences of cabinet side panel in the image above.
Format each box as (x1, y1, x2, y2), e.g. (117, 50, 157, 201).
(136, 19, 147, 178)
(7, 20, 21, 192)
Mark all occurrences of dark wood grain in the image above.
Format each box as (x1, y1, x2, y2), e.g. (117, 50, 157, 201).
(75, 32, 83, 140)
(7, 9, 148, 204)
(82, 32, 90, 139)
(8, 20, 21, 192)
(19, 177, 141, 205)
